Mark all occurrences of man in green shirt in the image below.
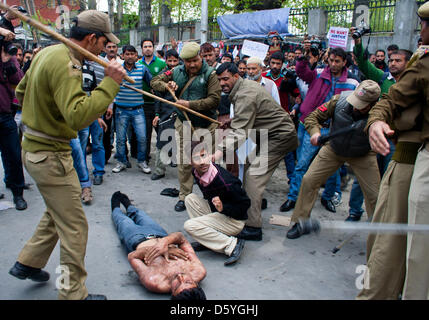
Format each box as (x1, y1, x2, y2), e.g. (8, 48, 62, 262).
(138, 39, 167, 162)
(8, 10, 126, 300)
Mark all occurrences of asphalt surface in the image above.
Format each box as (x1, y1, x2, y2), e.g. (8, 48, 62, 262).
(0, 140, 369, 300)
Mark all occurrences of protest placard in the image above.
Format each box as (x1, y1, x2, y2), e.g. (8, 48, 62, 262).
(241, 40, 269, 61)
(327, 27, 349, 50)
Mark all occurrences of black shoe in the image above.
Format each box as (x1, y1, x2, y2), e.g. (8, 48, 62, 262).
(84, 294, 107, 300)
(151, 173, 165, 181)
(286, 223, 309, 240)
(191, 242, 209, 252)
(224, 239, 245, 266)
(126, 161, 132, 168)
(279, 199, 295, 212)
(261, 198, 268, 210)
(93, 175, 103, 185)
(170, 162, 177, 168)
(111, 191, 122, 211)
(9, 261, 50, 282)
(321, 198, 336, 213)
(345, 214, 361, 222)
(0, 193, 4, 200)
(23, 183, 32, 190)
(174, 200, 186, 212)
(13, 196, 27, 211)
(237, 226, 262, 241)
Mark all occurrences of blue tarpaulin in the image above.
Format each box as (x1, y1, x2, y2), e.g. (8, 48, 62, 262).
(217, 8, 291, 39)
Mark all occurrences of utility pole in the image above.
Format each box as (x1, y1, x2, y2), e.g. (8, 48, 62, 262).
(201, 0, 208, 43)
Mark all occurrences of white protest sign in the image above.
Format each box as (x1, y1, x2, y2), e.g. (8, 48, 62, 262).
(232, 46, 239, 58)
(241, 40, 269, 61)
(156, 43, 163, 51)
(327, 27, 349, 50)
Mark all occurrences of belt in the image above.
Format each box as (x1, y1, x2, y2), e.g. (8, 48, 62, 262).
(115, 104, 143, 110)
(144, 234, 162, 241)
(24, 127, 70, 144)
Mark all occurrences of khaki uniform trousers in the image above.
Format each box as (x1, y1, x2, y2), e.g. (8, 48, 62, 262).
(291, 145, 380, 223)
(18, 150, 89, 300)
(175, 118, 218, 201)
(356, 160, 413, 300)
(403, 147, 429, 300)
(184, 194, 245, 256)
(243, 146, 289, 228)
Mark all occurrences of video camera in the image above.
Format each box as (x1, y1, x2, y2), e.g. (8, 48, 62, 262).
(0, 6, 27, 56)
(352, 20, 371, 39)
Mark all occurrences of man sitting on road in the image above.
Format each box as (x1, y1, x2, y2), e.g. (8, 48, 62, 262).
(184, 141, 250, 266)
(111, 191, 207, 299)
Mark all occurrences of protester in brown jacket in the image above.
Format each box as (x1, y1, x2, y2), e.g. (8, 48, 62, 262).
(213, 62, 298, 241)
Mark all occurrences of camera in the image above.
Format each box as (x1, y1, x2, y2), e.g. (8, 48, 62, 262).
(352, 21, 371, 39)
(284, 68, 297, 79)
(0, 6, 27, 56)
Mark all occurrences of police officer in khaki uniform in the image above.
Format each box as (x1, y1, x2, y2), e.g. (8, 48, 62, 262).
(151, 42, 221, 212)
(356, 2, 429, 300)
(287, 80, 381, 239)
(213, 62, 298, 241)
(8, 11, 126, 300)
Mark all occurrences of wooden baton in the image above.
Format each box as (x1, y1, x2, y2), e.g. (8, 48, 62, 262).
(0, 3, 220, 126)
(0, 2, 135, 84)
(123, 84, 221, 126)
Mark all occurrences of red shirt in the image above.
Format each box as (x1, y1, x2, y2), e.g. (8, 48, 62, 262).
(262, 71, 300, 112)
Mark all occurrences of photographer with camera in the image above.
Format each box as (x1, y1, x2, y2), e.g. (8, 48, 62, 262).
(0, 25, 27, 210)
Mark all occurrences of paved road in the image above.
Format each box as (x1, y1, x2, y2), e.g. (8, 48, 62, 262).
(0, 147, 368, 300)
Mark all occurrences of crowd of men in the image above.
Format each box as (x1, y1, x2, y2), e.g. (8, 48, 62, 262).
(1, 3, 429, 300)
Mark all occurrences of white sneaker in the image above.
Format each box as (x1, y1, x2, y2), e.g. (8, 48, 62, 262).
(112, 162, 127, 173)
(138, 161, 151, 174)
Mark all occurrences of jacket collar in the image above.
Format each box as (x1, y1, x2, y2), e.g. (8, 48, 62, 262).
(230, 76, 244, 100)
(320, 65, 348, 82)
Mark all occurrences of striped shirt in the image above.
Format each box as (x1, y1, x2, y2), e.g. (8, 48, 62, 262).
(114, 62, 152, 107)
(87, 56, 108, 86)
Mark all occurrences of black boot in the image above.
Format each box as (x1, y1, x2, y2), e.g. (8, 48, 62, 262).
(9, 261, 50, 282)
(237, 226, 262, 241)
(280, 199, 295, 212)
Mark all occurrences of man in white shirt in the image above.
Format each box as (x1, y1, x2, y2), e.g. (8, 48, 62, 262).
(246, 57, 280, 104)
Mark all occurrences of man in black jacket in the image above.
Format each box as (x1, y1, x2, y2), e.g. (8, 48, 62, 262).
(184, 141, 250, 266)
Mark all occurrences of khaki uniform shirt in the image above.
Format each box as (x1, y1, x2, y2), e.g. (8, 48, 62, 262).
(219, 77, 297, 153)
(16, 44, 120, 152)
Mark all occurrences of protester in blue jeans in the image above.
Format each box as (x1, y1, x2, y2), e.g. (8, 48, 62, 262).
(70, 138, 93, 204)
(111, 45, 152, 174)
(347, 139, 395, 221)
(78, 119, 106, 185)
(280, 47, 359, 213)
